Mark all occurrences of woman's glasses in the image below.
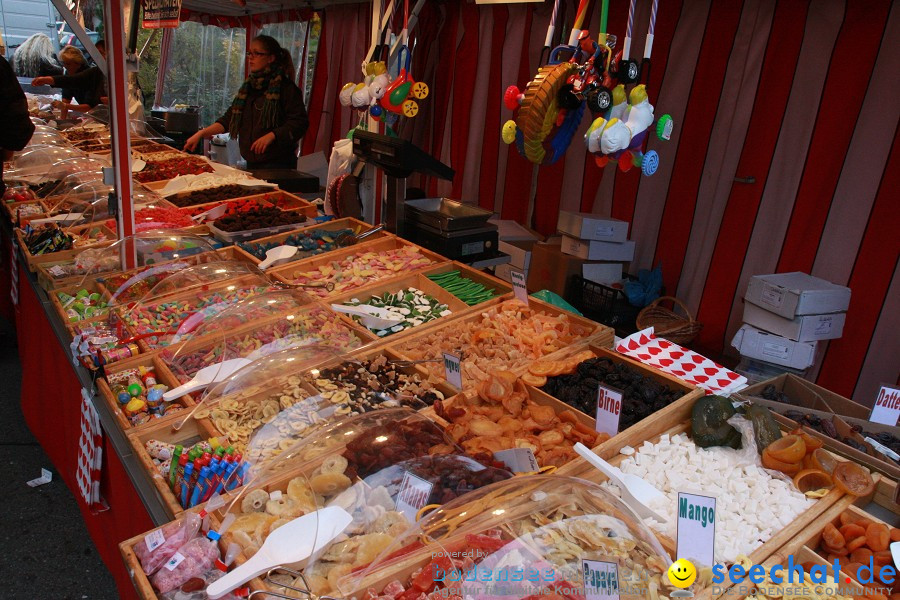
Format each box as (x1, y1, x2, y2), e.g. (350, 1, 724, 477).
(246, 51, 271, 57)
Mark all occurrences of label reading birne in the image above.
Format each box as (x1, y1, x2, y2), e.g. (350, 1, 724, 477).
(869, 385, 900, 426)
(595, 384, 623, 437)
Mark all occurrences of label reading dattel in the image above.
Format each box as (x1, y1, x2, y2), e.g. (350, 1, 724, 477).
(443, 352, 463, 389)
(869, 385, 900, 426)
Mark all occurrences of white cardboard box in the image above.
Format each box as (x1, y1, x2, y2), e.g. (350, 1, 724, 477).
(743, 302, 846, 342)
(499, 240, 536, 271)
(582, 262, 623, 285)
(745, 272, 851, 319)
(494, 263, 526, 284)
(557, 211, 629, 242)
(561, 234, 635, 261)
(731, 324, 818, 370)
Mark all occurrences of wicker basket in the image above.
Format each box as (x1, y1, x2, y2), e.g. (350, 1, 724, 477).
(636, 296, 703, 345)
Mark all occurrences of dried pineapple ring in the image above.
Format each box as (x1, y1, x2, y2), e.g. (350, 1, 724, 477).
(320, 455, 348, 474)
(266, 496, 300, 517)
(371, 510, 408, 536)
(241, 488, 270, 513)
(269, 517, 292, 533)
(311, 472, 352, 495)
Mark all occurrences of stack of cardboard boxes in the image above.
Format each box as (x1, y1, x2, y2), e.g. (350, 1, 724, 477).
(733, 272, 851, 381)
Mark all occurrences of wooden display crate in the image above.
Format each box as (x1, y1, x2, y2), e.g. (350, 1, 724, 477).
(16, 222, 116, 272)
(35, 247, 121, 291)
(48, 279, 112, 325)
(269, 236, 450, 299)
(328, 271, 476, 341)
(718, 495, 887, 599)
(126, 410, 225, 518)
(421, 261, 514, 305)
(238, 189, 318, 218)
(97, 353, 192, 433)
(233, 217, 387, 265)
(535, 344, 703, 436)
(3, 199, 47, 223)
(384, 295, 611, 387)
(559, 392, 850, 597)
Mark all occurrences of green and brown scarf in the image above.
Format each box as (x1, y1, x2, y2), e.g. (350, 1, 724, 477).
(228, 65, 284, 138)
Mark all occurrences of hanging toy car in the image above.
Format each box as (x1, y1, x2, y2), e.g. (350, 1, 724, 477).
(584, 0, 674, 176)
(380, 45, 428, 118)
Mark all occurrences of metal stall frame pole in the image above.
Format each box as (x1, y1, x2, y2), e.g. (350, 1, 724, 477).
(103, 0, 136, 268)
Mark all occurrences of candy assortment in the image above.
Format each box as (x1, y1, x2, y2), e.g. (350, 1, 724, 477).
(393, 300, 595, 386)
(107, 365, 181, 426)
(211, 204, 306, 233)
(285, 245, 437, 298)
(342, 287, 451, 336)
(57, 288, 109, 322)
(71, 321, 140, 368)
(239, 228, 356, 262)
(134, 157, 215, 183)
(169, 185, 263, 208)
(133, 206, 195, 231)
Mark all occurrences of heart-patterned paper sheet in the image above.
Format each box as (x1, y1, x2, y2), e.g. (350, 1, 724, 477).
(615, 327, 747, 394)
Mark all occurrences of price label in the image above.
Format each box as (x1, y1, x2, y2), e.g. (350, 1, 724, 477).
(595, 384, 623, 436)
(582, 559, 620, 600)
(676, 492, 716, 569)
(869, 385, 900, 426)
(396, 472, 434, 522)
(144, 529, 166, 552)
(164, 552, 186, 571)
(494, 447, 539, 473)
(510, 269, 529, 304)
(443, 352, 463, 389)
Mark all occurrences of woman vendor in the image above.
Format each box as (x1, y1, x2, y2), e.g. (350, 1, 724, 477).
(184, 35, 309, 169)
(31, 41, 107, 116)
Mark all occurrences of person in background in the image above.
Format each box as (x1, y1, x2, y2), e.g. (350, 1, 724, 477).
(31, 41, 107, 116)
(11, 33, 63, 77)
(0, 32, 6, 57)
(184, 35, 309, 169)
(0, 55, 36, 196)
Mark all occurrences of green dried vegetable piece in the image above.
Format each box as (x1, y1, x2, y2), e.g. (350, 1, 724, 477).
(745, 404, 783, 454)
(691, 395, 742, 449)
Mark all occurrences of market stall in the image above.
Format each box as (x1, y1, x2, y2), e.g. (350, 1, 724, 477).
(2, 0, 898, 599)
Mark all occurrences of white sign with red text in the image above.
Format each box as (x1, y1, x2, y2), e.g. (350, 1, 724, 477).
(869, 385, 900, 426)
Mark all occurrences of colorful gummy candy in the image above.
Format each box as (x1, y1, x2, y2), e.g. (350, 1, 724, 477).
(286, 245, 436, 297)
(239, 228, 355, 262)
(342, 287, 451, 337)
(108, 366, 181, 427)
(57, 288, 109, 322)
(133, 206, 195, 231)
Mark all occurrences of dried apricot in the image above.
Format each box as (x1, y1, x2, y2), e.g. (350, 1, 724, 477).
(823, 543, 849, 556)
(840, 512, 855, 526)
(847, 536, 868, 552)
(762, 448, 804, 475)
(841, 523, 867, 539)
(823, 523, 847, 548)
(891, 528, 900, 542)
(850, 548, 873, 564)
(874, 550, 893, 568)
(866, 523, 890, 551)
(766, 434, 807, 463)
(833, 461, 875, 497)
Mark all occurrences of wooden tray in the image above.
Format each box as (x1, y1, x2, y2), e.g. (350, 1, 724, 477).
(384, 296, 611, 387)
(16, 222, 116, 272)
(233, 217, 386, 265)
(328, 271, 476, 341)
(48, 278, 112, 326)
(558, 393, 849, 594)
(718, 495, 885, 599)
(3, 199, 47, 223)
(239, 189, 318, 218)
(97, 353, 192, 433)
(420, 260, 514, 306)
(268, 236, 450, 299)
(126, 410, 224, 518)
(535, 344, 703, 434)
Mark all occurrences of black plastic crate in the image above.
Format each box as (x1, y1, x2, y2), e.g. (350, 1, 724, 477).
(566, 274, 643, 335)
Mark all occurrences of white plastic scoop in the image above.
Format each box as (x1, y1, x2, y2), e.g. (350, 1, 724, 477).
(163, 357, 252, 401)
(330, 303, 404, 330)
(574, 442, 667, 522)
(29, 212, 84, 226)
(206, 506, 353, 599)
(191, 203, 228, 223)
(257, 245, 299, 270)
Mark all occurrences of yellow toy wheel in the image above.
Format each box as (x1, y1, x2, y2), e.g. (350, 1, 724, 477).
(411, 81, 429, 99)
(402, 100, 419, 117)
(515, 62, 578, 164)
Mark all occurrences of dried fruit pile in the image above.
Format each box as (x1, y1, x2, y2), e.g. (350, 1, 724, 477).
(169, 185, 262, 208)
(212, 204, 306, 232)
(134, 156, 215, 183)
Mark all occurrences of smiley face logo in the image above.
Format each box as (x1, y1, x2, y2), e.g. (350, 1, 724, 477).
(667, 559, 697, 589)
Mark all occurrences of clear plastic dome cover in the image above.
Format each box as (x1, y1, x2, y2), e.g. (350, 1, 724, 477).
(44, 180, 112, 225)
(337, 474, 674, 600)
(28, 129, 68, 145)
(161, 289, 374, 393)
(6, 145, 85, 180)
(206, 408, 514, 599)
(43, 169, 106, 202)
(115, 261, 272, 350)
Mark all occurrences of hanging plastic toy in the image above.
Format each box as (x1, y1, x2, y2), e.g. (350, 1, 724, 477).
(380, 44, 429, 118)
(339, 60, 393, 118)
(584, 0, 673, 176)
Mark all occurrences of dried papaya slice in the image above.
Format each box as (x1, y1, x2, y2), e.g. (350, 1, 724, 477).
(761, 447, 803, 475)
(766, 434, 806, 463)
(521, 372, 547, 387)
